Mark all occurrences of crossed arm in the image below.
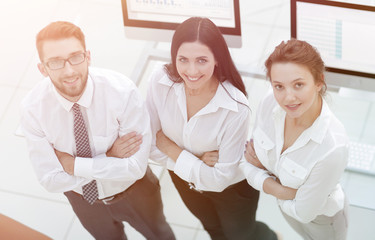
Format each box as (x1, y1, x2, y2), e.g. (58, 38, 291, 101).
(56, 132, 143, 175)
(56, 129, 218, 176)
(155, 130, 218, 167)
(244, 139, 297, 200)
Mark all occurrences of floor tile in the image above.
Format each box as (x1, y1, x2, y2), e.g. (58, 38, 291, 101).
(257, 192, 303, 240)
(17, 55, 46, 90)
(123, 222, 147, 240)
(0, 88, 71, 203)
(245, 77, 272, 128)
(0, 86, 16, 121)
(77, 1, 148, 79)
(193, 229, 211, 240)
(341, 171, 352, 190)
(0, 0, 59, 87)
(65, 217, 94, 240)
(361, 102, 375, 144)
(66, 214, 199, 240)
(0, 190, 74, 240)
(230, 24, 274, 67)
(0, 88, 30, 137)
(347, 205, 375, 240)
(328, 91, 371, 141)
(262, 26, 290, 63)
(344, 172, 375, 210)
(170, 224, 199, 240)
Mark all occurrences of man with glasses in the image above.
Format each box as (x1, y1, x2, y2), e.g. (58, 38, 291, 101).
(20, 21, 175, 240)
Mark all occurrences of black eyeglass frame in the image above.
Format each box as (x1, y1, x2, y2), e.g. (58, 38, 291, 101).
(43, 52, 87, 70)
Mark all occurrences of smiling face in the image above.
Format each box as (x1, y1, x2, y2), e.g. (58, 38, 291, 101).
(176, 41, 217, 93)
(270, 62, 323, 121)
(37, 37, 91, 102)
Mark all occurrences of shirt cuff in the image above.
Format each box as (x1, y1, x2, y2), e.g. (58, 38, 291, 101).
(278, 199, 300, 221)
(74, 156, 94, 179)
(150, 148, 168, 166)
(257, 172, 273, 192)
(240, 158, 271, 191)
(174, 150, 200, 182)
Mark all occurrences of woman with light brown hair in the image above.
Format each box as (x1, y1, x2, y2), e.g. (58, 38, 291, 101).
(240, 39, 349, 240)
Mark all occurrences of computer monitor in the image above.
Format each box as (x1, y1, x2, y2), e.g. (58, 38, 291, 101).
(121, 0, 242, 48)
(291, 0, 375, 91)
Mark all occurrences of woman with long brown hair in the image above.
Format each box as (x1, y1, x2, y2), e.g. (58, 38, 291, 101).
(147, 17, 278, 240)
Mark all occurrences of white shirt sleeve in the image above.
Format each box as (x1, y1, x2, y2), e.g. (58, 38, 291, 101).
(74, 87, 150, 182)
(174, 106, 250, 192)
(239, 93, 274, 192)
(21, 108, 87, 193)
(239, 157, 273, 191)
(145, 69, 170, 166)
(278, 145, 348, 223)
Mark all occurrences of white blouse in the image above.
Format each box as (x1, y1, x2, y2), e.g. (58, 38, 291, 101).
(240, 92, 349, 223)
(146, 67, 250, 192)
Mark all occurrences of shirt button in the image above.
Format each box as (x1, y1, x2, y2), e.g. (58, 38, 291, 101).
(292, 170, 295, 174)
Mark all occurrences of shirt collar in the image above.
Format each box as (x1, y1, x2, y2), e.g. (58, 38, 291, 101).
(272, 98, 331, 145)
(158, 75, 243, 113)
(52, 74, 94, 112)
(211, 81, 241, 112)
(308, 99, 331, 144)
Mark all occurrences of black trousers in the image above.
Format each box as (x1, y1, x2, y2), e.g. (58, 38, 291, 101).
(169, 171, 277, 240)
(64, 167, 175, 240)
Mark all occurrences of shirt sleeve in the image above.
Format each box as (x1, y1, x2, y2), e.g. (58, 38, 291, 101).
(21, 107, 88, 193)
(173, 106, 251, 192)
(74, 86, 151, 182)
(239, 93, 274, 192)
(145, 69, 171, 167)
(278, 145, 348, 223)
(238, 157, 273, 191)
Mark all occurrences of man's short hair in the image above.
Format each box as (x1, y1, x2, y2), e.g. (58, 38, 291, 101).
(36, 21, 86, 60)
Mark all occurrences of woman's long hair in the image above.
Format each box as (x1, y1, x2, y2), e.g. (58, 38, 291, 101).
(165, 17, 247, 97)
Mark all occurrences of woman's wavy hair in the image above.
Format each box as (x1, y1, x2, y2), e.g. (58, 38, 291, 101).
(265, 39, 327, 96)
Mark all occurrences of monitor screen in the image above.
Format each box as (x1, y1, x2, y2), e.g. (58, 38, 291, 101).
(291, 0, 375, 90)
(121, 0, 242, 48)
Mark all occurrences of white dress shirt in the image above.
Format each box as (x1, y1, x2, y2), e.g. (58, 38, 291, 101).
(240, 92, 349, 223)
(146, 67, 250, 192)
(21, 67, 151, 199)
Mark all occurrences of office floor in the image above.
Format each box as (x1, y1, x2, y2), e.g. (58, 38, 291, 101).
(0, 0, 374, 239)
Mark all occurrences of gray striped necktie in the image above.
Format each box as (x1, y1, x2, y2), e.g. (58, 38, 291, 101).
(72, 103, 98, 205)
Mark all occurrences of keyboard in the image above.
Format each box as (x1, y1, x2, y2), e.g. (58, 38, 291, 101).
(346, 141, 375, 176)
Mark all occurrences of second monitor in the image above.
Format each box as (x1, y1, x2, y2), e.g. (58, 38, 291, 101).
(291, 0, 375, 91)
(121, 0, 242, 48)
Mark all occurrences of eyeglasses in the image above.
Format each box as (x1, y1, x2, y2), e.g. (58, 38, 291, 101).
(44, 52, 87, 70)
